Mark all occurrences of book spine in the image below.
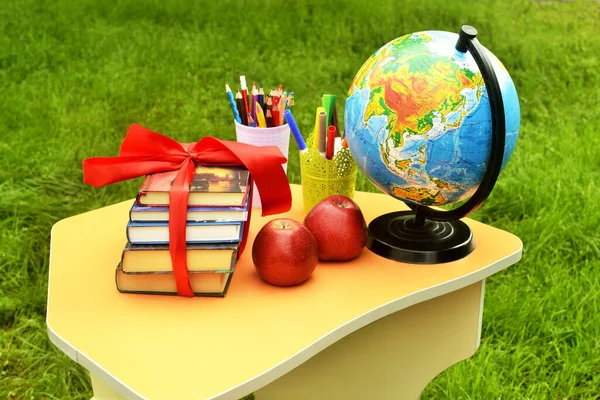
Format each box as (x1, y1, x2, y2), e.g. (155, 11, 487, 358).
(228, 248, 238, 271)
(135, 192, 145, 206)
(120, 248, 127, 267)
(236, 222, 244, 242)
(115, 266, 121, 292)
(115, 269, 228, 297)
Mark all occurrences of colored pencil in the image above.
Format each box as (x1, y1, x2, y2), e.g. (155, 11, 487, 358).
(278, 88, 285, 124)
(256, 102, 267, 128)
(279, 93, 286, 126)
(266, 95, 273, 118)
(287, 92, 294, 112)
(240, 75, 250, 125)
(272, 87, 281, 104)
(251, 82, 258, 123)
(258, 84, 265, 109)
(235, 90, 247, 126)
(271, 92, 281, 127)
(226, 83, 242, 124)
(247, 112, 256, 127)
(225, 74, 292, 129)
(326, 125, 336, 159)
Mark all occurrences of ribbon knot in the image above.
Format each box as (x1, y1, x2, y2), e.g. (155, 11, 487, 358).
(83, 123, 291, 297)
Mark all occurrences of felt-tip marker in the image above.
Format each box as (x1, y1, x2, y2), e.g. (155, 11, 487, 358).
(284, 109, 307, 152)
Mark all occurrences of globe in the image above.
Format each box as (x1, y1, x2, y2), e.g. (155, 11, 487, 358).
(344, 30, 520, 207)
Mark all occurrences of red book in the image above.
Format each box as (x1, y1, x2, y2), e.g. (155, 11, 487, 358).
(137, 165, 250, 207)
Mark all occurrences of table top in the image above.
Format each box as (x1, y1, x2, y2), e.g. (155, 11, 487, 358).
(47, 184, 522, 400)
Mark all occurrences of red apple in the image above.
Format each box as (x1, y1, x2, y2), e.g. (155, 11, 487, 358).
(303, 195, 368, 261)
(252, 218, 319, 287)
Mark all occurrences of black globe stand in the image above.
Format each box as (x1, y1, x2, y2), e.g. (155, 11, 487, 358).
(366, 209, 475, 264)
(366, 25, 506, 264)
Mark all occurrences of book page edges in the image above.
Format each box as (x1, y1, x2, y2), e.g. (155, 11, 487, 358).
(137, 191, 247, 207)
(115, 264, 234, 296)
(121, 247, 238, 273)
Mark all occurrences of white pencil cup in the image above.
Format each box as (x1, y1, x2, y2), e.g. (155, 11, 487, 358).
(234, 120, 291, 209)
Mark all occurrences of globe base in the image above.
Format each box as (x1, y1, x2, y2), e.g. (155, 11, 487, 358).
(366, 211, 475, 264)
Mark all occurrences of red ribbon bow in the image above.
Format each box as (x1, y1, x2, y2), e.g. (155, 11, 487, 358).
(82, 123, 291, 297)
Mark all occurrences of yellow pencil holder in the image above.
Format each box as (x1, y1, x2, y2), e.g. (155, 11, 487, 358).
(300, 131, 358, 215)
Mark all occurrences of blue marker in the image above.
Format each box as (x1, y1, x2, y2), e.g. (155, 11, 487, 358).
(284, 109, 307, 152)
(225, 83, 242, 124)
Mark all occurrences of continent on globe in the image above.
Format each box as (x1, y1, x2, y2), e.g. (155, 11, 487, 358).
(344, 30, 520, 207)
(358, 34, 483, 148)
(393, 186, 446, 206)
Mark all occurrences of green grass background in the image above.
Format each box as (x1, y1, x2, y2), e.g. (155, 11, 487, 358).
(1, 0, 599, 398)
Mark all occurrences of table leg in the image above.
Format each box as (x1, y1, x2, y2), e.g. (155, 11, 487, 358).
(90, 372, 125, 400)
(255, 280, 486, 400)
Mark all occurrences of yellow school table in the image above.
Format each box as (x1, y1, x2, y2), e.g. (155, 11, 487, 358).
(47, 184, 522, 400)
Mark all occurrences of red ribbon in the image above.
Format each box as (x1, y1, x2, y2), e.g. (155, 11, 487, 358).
(82, 123, 291, 297)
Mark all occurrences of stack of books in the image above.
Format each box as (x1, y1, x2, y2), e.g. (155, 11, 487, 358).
(115, 165, 251, 296)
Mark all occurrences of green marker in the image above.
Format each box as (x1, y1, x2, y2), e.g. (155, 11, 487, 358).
(322, 94, 336, 126)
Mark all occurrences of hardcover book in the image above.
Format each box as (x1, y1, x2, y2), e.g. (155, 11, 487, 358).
(115, 264, 234, 296)
(120, 242, 238, 273)
(126, 220, 243, 244)
(129, 202, 249, 222)
(136, 165, 250, 207)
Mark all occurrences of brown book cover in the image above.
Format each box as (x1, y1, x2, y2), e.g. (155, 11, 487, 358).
(136, 165, 250, 207)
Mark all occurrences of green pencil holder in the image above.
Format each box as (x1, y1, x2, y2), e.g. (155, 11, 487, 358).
(300, 131, 358, 215)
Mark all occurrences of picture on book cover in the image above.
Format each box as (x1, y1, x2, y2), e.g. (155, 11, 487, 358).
(190, 167, 248, 193)
(137, 166, 250, 207)
(165, 167, 249, 193)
